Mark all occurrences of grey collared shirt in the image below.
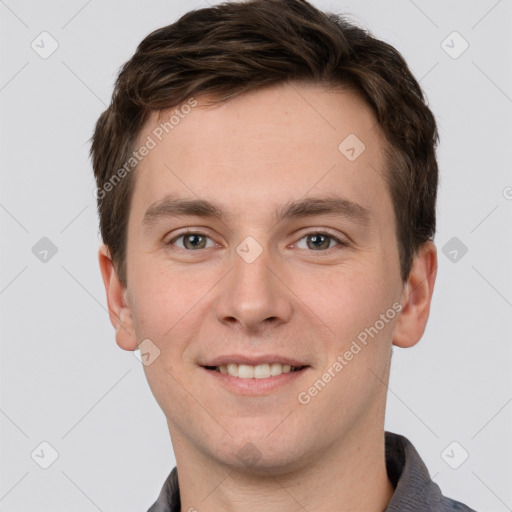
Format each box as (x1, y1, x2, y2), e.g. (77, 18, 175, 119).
(147, 431, 477, 512)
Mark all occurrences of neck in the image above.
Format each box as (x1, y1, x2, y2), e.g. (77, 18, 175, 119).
(170, 421, 394, 512)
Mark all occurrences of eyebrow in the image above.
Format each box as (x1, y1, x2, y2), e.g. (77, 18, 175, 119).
(141, 194, 371, 229)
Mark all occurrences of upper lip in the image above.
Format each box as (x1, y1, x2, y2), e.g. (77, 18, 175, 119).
(202, 354, 308, 367)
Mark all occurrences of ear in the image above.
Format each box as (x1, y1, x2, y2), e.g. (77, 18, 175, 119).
(98, 244, 138, 351)
(393, 241, 437, 348)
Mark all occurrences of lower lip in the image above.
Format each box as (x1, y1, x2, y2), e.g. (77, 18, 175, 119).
(202, 367, 310, 395)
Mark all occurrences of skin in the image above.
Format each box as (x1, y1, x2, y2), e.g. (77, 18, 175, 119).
(99, 81, 437, 512)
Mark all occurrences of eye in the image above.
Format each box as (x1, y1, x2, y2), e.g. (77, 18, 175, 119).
(165, 230, 348, 252)
(294, 231, 347, 251)
(166, 231, 216, 251)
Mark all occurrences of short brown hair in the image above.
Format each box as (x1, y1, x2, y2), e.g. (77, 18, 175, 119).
(90, 0, 439, 286)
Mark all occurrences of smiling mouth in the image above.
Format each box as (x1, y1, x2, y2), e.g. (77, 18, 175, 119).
(203, 363, 308, 379)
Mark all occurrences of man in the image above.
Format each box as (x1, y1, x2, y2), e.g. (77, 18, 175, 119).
(91, 0, 476, 510)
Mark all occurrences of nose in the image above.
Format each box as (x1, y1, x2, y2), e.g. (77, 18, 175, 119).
(212, 242, 293, 334)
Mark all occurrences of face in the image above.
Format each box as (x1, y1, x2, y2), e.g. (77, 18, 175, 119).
(104, 82, 419, 474)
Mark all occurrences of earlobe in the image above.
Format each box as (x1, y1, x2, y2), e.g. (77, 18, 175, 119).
(392, 241, 438, 349)
(98, 244, 139, 351)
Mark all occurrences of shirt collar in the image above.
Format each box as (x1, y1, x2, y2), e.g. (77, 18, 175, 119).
(384, 431, 443, 511)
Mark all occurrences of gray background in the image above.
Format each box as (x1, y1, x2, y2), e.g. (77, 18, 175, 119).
(1, 0, 511, 510)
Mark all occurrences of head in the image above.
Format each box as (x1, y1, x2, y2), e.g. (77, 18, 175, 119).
(92, 0, 438, 473)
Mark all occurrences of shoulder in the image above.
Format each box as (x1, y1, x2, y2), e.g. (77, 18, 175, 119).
(441, 496, 478, 511)
(147, 467, 180, 512)
(385, 431, 478, 512)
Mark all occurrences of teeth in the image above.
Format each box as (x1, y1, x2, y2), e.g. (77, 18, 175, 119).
(254, 364, 270, 379)
(217, 362, 300, 379)
(227, 363, 238, 377)
(238, 364, 254, 379)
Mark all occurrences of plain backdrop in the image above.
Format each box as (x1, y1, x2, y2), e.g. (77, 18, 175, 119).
(1, 0, 511, 511)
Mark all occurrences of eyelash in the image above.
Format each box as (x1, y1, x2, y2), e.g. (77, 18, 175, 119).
(165, 230, 348, 253)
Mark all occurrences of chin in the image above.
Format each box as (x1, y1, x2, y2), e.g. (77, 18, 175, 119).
(212, 429, 313, 477)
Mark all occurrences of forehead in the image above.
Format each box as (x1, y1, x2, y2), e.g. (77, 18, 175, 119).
(130, 82, 390, 225)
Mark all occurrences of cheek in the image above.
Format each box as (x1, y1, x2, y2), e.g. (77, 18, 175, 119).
(302, 267, 398, 399)
(129, 262, 200, 336)
(298, 262, 392, 338)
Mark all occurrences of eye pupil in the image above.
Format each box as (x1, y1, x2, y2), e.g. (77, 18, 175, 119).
(308, 234, 330, 250)
(184, 234, 206, 250)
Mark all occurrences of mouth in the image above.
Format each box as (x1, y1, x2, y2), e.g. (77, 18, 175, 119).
(203, 363, 308, 379)
(200, 355, 310, 394)
(202, 362, 310, 395)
